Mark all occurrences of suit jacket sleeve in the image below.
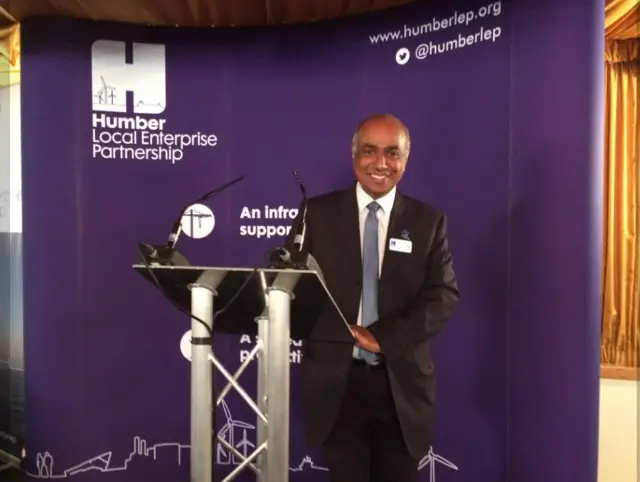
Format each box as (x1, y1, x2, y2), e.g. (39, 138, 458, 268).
(367, 212, 460, 360)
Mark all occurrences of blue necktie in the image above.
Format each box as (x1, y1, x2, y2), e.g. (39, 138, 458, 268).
(360, 201, 380, 364)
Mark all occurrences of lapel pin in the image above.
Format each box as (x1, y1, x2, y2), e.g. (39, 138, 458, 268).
(401, 229, 410, 240)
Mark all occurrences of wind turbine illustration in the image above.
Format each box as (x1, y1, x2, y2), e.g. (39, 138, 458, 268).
(94, 76, 116, 105)
(235, 428, 255, 457)
(216, 400, 255, 464)
(418, 447, 459, 481)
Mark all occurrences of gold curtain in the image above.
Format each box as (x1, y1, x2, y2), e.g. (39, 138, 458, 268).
(601, 0, 640, 371)
(606, 0, 640, 40)
(0, 23, 20, 87)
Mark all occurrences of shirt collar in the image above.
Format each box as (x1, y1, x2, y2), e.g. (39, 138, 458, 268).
(355, 182, 396, 214)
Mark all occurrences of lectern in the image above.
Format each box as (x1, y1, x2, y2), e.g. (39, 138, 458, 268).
(133, 261, 347, 482)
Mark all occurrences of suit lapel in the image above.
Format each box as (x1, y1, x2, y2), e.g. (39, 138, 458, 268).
(380, 192, 407, 285)
(339, 187, 363, 286)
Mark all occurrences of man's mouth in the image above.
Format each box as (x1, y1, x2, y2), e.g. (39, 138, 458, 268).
(369, 173, 389, 181)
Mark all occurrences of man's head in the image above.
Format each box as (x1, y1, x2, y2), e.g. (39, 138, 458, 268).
(351, 114, 410, 199)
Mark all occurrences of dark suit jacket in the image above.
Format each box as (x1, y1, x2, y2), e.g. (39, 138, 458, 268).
(285, 185, 459, 459)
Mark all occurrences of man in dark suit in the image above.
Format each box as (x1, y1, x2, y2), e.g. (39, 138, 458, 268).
(285, 114, 459, 482)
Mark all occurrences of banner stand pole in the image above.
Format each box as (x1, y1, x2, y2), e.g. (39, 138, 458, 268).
(189, 282, 216, 482)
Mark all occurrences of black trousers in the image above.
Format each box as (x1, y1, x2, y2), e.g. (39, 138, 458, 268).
(322, 360, 418, 482)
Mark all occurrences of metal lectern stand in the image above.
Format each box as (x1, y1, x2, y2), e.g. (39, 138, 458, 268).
(133, 264, 345, 482)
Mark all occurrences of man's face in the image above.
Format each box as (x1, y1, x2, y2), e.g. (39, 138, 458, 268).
(352, 118, 408, 198)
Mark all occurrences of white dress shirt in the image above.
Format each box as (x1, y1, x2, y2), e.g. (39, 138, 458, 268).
(352, 182, 396, 359)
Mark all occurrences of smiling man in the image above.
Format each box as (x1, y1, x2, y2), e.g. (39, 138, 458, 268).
(285, 114, 460, 482)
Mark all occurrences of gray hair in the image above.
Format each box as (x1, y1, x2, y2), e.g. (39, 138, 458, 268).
(351, 114, 411, 158)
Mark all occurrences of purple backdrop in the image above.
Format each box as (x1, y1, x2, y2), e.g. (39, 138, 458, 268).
(19, 0, 603, 481)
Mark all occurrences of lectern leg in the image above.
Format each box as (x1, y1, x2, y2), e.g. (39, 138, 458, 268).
(190, 286, 214, 482)
(265, 288, 291, 481)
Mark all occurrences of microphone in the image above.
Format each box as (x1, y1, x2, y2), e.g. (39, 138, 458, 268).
(291, 170, 308, 258)
(273, 247, 292, 263)
(267, 170, 308, 269)
(167, 175, 244, 251)
(140, 175, 244, 265)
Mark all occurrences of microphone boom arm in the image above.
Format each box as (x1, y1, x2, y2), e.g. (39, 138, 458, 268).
(140, 175, 244, 266)
(167, 175, 244, 251)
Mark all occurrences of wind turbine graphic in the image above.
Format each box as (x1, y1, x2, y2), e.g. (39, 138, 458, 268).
(235, 428, 255, 457)
(418, 447, 459, 481)
(216, 400, 255, 464)
(94, 76, 116, 105)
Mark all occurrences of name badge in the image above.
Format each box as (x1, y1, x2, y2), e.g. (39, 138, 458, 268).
(389, 238, 412, 254)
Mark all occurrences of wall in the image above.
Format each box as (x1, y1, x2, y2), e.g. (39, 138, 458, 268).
(0, 79, 24, 463)
(598, 378, 638, 482)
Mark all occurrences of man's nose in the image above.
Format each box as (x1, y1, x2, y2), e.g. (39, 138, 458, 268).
(374, 154, 388, 168)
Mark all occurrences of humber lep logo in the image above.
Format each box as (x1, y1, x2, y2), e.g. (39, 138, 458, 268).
(90, 40, 218, 164)
(91, 40, 166, 115)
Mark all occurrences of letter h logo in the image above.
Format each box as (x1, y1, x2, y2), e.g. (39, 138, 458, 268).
(91, 40, 166, 115)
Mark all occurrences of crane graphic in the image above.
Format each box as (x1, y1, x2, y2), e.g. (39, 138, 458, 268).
(180, 207, 214, 238)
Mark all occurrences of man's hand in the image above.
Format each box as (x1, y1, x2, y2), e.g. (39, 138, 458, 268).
(350, 325, 381, 353)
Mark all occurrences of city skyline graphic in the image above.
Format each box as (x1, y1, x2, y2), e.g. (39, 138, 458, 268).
(24, 400, 329, 479)
(24, 397, 458, 481)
